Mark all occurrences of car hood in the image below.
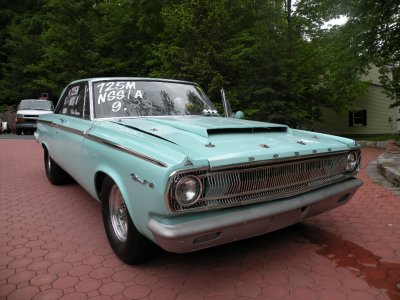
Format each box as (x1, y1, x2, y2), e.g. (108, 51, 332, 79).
(104, 116, 356, 168)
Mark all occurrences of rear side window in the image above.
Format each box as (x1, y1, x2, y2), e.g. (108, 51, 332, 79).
(57, 83, 88, 118)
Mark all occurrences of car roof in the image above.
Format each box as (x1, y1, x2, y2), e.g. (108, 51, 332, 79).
(68, 77, 197, 86)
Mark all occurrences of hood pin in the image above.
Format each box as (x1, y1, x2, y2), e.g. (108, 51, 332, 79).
(205, 142, 215, 148)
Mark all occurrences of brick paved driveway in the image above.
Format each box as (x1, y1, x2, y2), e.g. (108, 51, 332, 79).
(0, 140, 399, 300)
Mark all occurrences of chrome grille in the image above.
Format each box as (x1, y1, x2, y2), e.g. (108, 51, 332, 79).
(167, 151, 360, 213)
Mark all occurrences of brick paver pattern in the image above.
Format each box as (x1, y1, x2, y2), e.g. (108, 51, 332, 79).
(0, 140, 399, 300)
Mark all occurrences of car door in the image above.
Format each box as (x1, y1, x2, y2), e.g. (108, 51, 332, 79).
(52, 82, 93, 182)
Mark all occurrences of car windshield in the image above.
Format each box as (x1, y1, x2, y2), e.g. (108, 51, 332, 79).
(18, 100, 54, 111)
(93, 80, 217, 118)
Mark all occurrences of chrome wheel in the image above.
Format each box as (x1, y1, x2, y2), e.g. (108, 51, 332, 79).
(102, 176, 156, 263)
(109, 185, 128, 242)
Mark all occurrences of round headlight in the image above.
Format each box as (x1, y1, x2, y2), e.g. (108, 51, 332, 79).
(175, 176, 202, 206)
(345, 152, 357, 172)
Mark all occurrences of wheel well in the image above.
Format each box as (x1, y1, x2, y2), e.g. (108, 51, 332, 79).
(95, 172, 108, 201)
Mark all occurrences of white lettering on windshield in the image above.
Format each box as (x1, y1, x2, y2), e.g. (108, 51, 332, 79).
(134, 90, 143, 99)
(96, 81, 142, 105)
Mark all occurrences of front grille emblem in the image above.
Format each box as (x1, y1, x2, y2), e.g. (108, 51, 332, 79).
(184, 158, 193, 166)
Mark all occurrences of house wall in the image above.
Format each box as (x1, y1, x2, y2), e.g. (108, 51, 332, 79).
(314, 84, 395, 135)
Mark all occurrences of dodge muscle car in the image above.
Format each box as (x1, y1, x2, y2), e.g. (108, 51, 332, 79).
(35, 77, 362, 263)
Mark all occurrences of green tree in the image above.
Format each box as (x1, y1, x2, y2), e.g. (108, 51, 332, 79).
(26, 0, 100, 97)
(0, 1, 46, 105)
(342, 0, 400, 106)
(91, 0, 159, 77)
(147, 0, 369, 127)
(0, 0, 371, 127)
(148, 0, 234, 100)
(303, 0, 400, 106)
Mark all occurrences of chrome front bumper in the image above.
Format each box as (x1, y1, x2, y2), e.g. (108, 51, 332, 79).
(148, 178, 362, 253)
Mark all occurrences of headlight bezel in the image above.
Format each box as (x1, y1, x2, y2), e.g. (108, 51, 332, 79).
(174, 175, 203, 207)
(345, 151, 359, 173)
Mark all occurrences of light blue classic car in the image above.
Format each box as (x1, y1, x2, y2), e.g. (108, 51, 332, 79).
(35, 78, 362, 264)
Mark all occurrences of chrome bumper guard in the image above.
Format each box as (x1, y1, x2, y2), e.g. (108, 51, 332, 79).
(148, 178, 362, 253)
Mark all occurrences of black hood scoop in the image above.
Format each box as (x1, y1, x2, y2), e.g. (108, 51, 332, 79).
(207, 126, 287, 135)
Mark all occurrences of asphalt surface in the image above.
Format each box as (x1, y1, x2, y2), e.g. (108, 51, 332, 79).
(0, 140, 399, 300)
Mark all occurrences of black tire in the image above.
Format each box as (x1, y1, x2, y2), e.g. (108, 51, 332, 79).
(44, 149, 72, 185)
(16, 128, 22, 135)
(101, 176, 156, 264)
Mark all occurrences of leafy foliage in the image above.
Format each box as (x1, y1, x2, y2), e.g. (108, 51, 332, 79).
(0, 0, 375, 127)
(320, 0, 400, 107)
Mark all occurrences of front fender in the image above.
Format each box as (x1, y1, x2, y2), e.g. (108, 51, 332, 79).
(81, 135, 181, 240)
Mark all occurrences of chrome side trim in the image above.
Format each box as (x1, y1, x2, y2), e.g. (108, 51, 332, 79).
(37, 119, 54, 126)
(86, 134, 168, 168)
(61, 125, 85, 137)
(37, 120, 85, 136)
(37, 119, 167, 168)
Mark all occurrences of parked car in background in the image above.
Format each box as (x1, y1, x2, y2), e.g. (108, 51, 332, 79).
(35, 78, 362, 264)
(16, 99, 54, 135)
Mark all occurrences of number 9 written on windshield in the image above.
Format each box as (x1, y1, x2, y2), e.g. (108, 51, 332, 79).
(95, 82, 153, 113)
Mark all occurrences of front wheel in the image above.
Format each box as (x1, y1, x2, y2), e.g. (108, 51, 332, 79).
(101, 176, 155, 264)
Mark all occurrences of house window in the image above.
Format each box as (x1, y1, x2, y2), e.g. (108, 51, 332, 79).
(349, 110, 367, 127)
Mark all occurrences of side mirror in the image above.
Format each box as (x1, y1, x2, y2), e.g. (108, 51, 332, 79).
(233, 111, 244, 119)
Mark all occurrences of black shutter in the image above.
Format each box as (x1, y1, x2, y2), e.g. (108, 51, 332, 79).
(362, 110, 367, 126)
(349, 111, 354, 127)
